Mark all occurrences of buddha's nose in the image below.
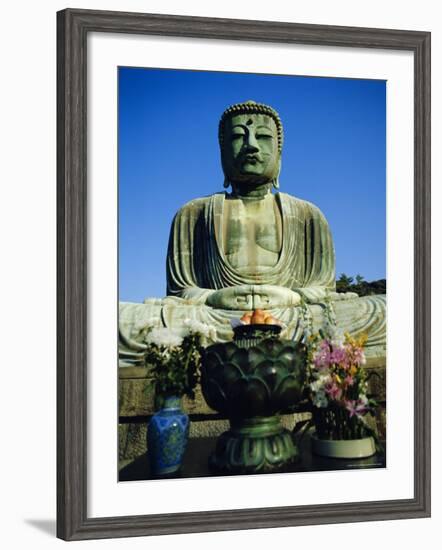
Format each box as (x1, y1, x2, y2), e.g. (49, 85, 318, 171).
(245, 133, 259, 152)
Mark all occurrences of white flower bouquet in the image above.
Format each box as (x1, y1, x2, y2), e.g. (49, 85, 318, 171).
(136, 320, 216, 400)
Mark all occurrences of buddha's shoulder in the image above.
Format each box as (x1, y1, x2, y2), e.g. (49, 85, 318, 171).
(175, 193, 223, 217)
(277, 192, 325, 216)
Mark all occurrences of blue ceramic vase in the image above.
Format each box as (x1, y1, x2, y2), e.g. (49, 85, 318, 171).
(147, 396, 190, 476)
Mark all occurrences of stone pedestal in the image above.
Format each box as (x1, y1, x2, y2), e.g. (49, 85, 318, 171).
(119, 364, 311, 470)
(118, 354, 386, 471)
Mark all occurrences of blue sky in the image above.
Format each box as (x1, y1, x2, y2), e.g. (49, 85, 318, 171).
(119, 67, 386, 303)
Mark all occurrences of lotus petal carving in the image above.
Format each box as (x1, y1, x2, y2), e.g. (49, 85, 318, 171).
(228, 376, 271, 417)
(201, 337, 306, 418)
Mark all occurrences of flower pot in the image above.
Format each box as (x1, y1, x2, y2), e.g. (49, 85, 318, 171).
(311, 433, 376, 459)
(147, 396, 189, 475)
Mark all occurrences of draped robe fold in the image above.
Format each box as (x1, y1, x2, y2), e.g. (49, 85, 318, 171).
(166, 192, 336, 302)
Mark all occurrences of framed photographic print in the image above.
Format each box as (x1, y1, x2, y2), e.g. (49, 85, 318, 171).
(57, 8, 431, 541)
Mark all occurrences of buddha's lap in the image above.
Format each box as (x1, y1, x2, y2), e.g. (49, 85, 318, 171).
(119, 295, 386, 363)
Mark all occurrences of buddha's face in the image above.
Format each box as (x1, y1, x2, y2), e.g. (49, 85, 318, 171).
(221, 113, 280, 185)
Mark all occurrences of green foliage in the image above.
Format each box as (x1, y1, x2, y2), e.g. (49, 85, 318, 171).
(336, 273, 386, 296)
(312, 406, 374, 440)
(144, 333, 202, 400)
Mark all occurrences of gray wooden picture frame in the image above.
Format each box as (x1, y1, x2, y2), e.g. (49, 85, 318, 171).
(57, 8, 431, 541)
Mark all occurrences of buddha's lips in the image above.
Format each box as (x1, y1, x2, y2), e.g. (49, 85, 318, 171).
(243, 155, 262, 164)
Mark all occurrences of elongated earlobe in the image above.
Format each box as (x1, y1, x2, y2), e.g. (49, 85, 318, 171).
(223, 177, 230, 189)
(272, 158, 282, 188)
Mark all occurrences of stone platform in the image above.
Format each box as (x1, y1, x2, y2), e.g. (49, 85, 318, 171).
(118, 355, 386, 471)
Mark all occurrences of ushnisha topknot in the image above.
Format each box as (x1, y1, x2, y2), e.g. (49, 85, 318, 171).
(218, 100, 284, 153)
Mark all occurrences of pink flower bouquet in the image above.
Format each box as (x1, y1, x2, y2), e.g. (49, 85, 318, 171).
(306, 331, 377, 440)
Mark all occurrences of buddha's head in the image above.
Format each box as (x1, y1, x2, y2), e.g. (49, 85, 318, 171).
(219, 100, 283, 191)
